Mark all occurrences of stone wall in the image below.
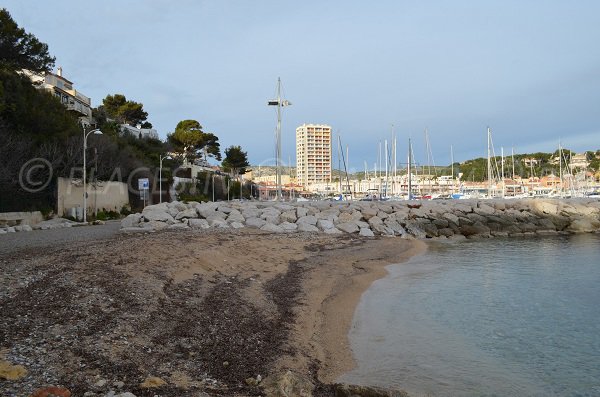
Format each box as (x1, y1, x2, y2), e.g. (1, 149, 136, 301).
(120, 198, 600, 238)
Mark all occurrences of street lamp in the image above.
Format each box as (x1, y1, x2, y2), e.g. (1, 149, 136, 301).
(267, 77, 291, 200)
(83, 127, 102, 223)
(159, 154, 172, 204)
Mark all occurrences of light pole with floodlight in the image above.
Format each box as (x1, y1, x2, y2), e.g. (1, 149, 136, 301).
(159, 154, 172, 204)
(267, 77, 291, 200)
(83, 127, 102, 222)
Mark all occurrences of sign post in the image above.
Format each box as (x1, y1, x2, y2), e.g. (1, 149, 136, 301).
(138, 178, 150, 208)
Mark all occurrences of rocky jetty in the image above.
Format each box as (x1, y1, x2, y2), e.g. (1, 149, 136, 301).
(121, 198, 600, 238)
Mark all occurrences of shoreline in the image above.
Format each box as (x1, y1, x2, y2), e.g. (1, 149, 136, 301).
(292, 237, 427, 384)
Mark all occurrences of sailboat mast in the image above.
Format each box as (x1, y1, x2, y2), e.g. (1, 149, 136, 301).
(451, 144, 454, 195)
(512, 147, 515, 179)
(407, 138, 412, 200)
(559, 141, 563, 197)
(487, 127, 493, 195)
(501, 147, 505, 198)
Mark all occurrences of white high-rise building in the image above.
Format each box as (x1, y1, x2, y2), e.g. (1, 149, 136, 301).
(296, 124, 332, 188)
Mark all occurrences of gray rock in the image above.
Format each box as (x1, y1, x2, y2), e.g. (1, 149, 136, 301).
(323, 227, 343, 234)
(230, 221, 245, 229)
(296, 215, 318, 225)
(384, 219, 406, 236)
(227, 211, 245, 223)
(280, 210, 298, 223)
(188, 218, 210, 229)
(217, 205, 234, 214)
(437, 227, 455, 237)
(315, 209, 340, 221)
(146, 220, 168, 230)
(175, 208, 198, 220)
(209, 218, 228, 228)
(359, 228, 375, 237)
(460, 221, 490, 236)
(275, 203, 295, 211)
(433, 218, 449, 228)
(360, 207, 378, 220)
(263, 215, 281, 225)
(297, 222, 319, 232)
(246, 217, 267, 228)
(280, 221, 298, 231)
(296, 207, 309, 218)
(142, 209, 174, 223)
(474, 203, 496, 215)
(317, 219, 335, 230)
(337, 222, 359, 233)
(367, 216, 383, 227)
(242, 209, 261, 219)
(371, 222, 394, 236)
(404, 221, 427, 238)
(354, 220, 370, 229)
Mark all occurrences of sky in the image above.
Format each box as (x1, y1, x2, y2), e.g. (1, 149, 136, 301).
(5, 1, 600, 173)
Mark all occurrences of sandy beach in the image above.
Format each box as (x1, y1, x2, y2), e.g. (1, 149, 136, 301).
(0, 228, 424, 396)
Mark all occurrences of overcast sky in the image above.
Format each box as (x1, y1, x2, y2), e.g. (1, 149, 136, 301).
(5, 1, 600, 172)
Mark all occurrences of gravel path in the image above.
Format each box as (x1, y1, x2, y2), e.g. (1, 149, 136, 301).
(0, 220, 121, 255)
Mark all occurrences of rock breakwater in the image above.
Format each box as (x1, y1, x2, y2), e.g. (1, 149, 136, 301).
(121, 198, 600, 238)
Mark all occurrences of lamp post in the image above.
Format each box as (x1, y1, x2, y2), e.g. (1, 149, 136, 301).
(267, 77, 291, 200)
(159, 154, 172, 204)
(83, 127, 102, 223)
(212, 173, 215, 202)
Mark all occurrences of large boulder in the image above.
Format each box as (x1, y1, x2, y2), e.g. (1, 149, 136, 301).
(280, 210, 298, 223)
(188, 218, 210, 229)
(404, 221, 427, 239)
(280, 221, 298, 232)
(296, 207, 309, 218)
(567, 217, 600, 233)
(175, 208, 198, 220)
(142, 209, 174, 223)
(296, 215, 318, 225)
(360, 207, 378, 220)
(317, 219, 335, 231)
(460, 221, 491, 237)
(359, 228, 375, 237)
(337, 222, 359, 234)
(121, 213, 142, 228)
(226, 211, 245, 223)
(246, 217, 267, 228)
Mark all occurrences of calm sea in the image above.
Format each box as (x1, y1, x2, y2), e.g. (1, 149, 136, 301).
(340, 234, 600, 397)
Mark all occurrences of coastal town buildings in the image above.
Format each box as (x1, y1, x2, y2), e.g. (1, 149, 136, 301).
(296, 124, 332, 188)
(22, 67, 93, 126)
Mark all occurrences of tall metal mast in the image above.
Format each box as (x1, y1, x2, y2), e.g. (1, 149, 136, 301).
(267, 77, 291, 200)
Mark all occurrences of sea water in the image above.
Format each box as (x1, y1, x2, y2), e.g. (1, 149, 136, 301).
(340, 234, 600, 397)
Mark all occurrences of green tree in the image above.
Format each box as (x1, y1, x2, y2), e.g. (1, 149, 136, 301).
(221, 145, 250, 176)
(167, 119, 221, 161)
(0, 8, 55, 73)
(101, 94, 149, 126)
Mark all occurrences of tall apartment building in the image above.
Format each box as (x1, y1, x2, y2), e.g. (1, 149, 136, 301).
(296, 123, 332, 188)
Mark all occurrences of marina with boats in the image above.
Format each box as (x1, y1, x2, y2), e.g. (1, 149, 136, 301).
(249, 127, 600, 201)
